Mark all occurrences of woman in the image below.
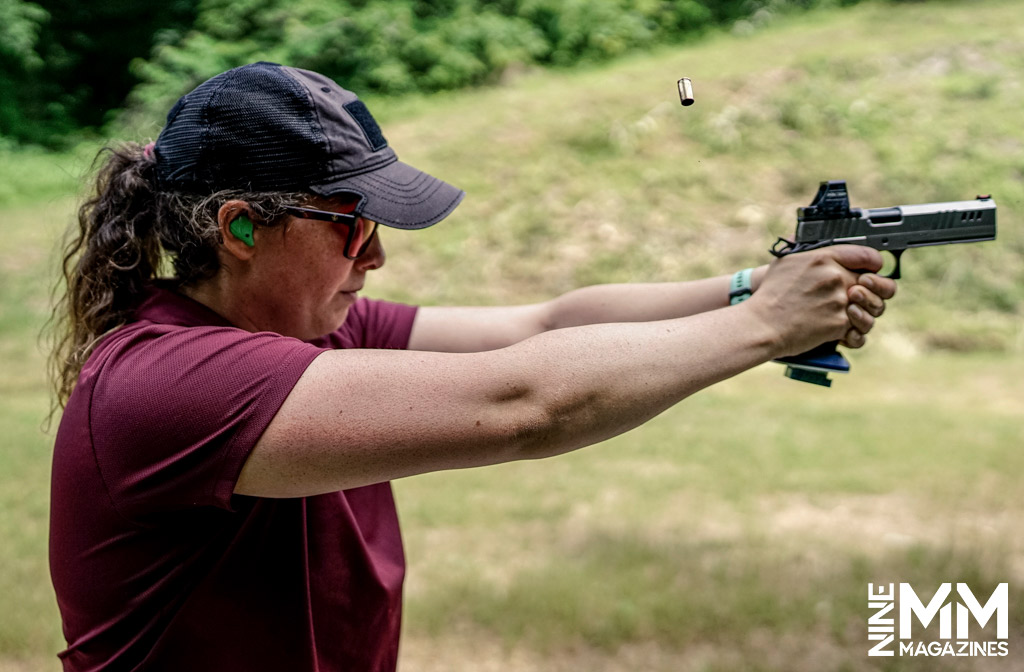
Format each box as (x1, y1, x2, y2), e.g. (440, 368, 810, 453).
(49, 62, 895, 671)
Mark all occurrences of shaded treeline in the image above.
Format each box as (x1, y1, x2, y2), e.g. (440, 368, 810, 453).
(4, 0, 911, 147)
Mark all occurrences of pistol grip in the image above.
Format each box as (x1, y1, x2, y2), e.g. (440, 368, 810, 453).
(774, 341, 850, 387)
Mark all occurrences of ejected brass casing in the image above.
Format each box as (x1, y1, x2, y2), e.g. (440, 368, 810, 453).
(677, 78, 694, 106)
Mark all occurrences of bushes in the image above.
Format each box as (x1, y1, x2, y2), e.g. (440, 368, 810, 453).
(1, 0, 199, 147)
(0, 0, 63, 145)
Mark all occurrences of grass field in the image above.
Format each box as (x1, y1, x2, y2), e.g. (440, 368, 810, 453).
(1, 0, 1022, 670)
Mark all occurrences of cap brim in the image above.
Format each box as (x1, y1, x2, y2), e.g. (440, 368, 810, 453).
(312, 160, 464, 230)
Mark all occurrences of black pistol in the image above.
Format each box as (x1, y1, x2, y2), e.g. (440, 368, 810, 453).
(770, 180, 997, 387)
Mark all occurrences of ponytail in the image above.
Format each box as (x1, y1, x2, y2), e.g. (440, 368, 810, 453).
(49, 143, 307, 411)
(50, 143, 161, 409)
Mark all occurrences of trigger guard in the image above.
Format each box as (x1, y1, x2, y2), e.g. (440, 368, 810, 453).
(882, 249, 903, 280)
(770, 237, 796, 257)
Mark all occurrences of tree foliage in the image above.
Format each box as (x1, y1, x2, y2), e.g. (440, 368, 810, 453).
(4, 0, 866, 145)
(0, 0, 51, 144)
(1, 0, 198, 146)
(127, 0, 796, 126)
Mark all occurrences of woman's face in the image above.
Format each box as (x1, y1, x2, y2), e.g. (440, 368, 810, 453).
(236, 196, 386, 340)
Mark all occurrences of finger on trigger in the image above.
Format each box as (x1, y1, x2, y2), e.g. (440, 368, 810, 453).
(829, 244, 884, 273)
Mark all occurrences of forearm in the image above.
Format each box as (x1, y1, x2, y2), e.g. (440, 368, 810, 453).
(543, 266, 768, 330)
(407, 267, 770, 353)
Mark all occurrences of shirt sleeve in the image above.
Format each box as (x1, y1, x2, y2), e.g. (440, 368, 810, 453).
(89, 325, 325, 521)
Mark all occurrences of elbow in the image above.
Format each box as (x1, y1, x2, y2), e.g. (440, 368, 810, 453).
(476, 341, 607, 464)
(499, 385, 604, 462)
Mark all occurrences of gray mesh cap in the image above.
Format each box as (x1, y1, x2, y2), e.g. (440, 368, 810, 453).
(154, 61, 465, 230)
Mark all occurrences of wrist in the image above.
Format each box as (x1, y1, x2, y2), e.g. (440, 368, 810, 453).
(728, 268, 755, 305)
(730, 300, 787, 362)
(727, 265, 770, 306)
(750, 265, 769, 293)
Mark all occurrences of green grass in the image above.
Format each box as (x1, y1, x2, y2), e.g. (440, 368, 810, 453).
(0, 198, 71, 669)
(397, 355, 1024, 668)
(3, 0, 1024, 670)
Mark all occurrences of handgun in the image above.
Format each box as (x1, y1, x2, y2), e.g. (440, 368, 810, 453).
(769, 180, 997, 387)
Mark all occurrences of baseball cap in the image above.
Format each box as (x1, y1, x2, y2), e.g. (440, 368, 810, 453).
(153, 61, 464, 230)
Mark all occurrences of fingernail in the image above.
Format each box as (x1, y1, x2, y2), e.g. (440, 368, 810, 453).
(849, 305, 864, 320)
(860, 275, 875, 290)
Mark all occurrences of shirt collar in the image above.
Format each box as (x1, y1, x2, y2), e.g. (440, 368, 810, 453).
(134, 281, 234, 329)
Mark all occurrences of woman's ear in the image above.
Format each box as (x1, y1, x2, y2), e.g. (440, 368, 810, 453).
(217, 201, 258, 260)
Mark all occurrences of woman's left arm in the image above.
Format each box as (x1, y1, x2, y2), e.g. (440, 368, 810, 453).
(408, 267, 769, 353)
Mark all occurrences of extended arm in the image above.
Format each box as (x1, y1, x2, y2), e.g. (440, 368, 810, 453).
(408, 267, 770, 353)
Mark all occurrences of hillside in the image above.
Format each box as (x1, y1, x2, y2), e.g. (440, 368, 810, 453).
(360, 0, 1021, 353)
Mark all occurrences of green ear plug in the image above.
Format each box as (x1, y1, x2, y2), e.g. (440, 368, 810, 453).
(229, 216, 255, 247)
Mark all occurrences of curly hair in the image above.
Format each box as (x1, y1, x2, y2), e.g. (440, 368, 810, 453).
(48, 142, 308, 409)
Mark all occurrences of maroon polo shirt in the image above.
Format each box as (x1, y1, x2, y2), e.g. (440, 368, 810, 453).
(49, 284, 418, 672)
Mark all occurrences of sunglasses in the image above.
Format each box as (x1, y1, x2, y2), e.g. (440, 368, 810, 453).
(283, 205, 380, 260)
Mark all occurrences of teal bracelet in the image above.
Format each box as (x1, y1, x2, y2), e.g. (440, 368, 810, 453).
(729, 268, 754, 305)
